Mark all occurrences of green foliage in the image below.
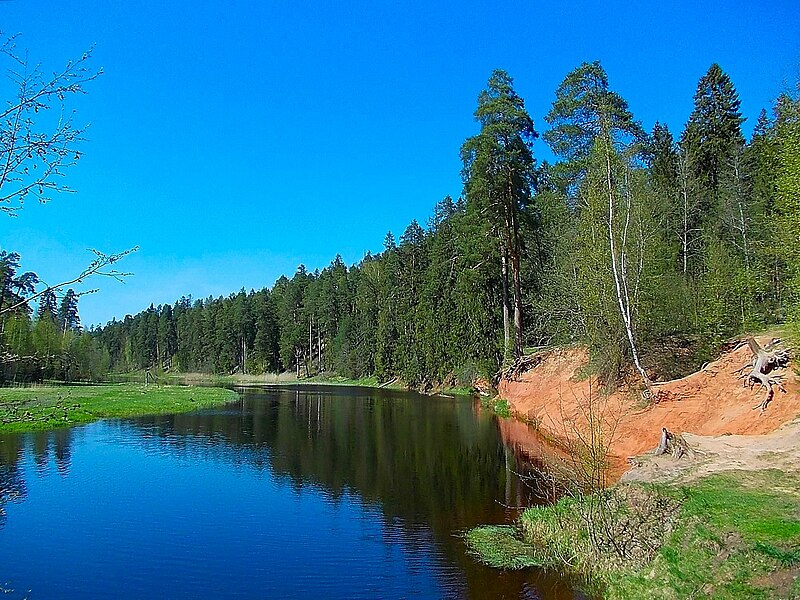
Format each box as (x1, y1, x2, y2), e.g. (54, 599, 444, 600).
(773, 90, 800, 338)
(481, 396, 512, 418)
(1, 66, 791, 391)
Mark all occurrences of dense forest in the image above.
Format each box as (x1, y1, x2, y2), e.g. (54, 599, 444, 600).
(2, 62, 799, 389)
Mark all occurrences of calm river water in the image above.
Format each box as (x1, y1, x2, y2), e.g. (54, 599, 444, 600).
(0, 385, 584, 599)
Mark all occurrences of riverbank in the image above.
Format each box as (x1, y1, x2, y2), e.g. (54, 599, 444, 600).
(468, 469, 800, 599)
(497, 334, 800, 478)
(0, 384, 238, 433)
(108, 371, 476, 397)
(473, 334, 800, 597)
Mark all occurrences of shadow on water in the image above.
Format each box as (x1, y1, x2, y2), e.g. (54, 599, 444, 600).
(0, 385, 589, 600)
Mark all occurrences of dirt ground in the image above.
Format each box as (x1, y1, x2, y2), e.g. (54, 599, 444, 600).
(622, 419, 800, 484)
(498, 336, 800, 482)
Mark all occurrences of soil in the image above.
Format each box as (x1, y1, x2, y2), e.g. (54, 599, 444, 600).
(497, 336, 800, 482)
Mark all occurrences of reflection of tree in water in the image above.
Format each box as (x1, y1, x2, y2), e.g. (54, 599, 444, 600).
(0, 428, 74, 529)
(132, 386, 582, 600)
(135, 387, 525, 522)
(0, 434, 27, 529)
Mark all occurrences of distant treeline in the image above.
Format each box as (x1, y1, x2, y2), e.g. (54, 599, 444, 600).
(3, 62, 799, 388)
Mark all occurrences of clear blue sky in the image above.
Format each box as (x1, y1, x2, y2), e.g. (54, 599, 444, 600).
(1, 0, 798, 327)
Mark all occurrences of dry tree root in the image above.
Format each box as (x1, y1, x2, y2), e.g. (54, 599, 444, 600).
(734, 337, 791, 415)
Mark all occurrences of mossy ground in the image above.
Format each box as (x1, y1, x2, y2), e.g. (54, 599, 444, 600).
(0, 384, 238, 433)
(468, 470, 800, 599)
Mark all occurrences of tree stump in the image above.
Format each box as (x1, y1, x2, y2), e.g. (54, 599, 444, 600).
(655, 427, 688, 459)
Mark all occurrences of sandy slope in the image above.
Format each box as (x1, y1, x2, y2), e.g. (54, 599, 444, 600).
(498, 336, 800, 480)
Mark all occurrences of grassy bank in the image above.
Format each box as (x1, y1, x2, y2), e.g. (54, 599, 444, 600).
(0, 384, 239, 433)
(164, 372, 409, 390)
(467, 470, 800, 599)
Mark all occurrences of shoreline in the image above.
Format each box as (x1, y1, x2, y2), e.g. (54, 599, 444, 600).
(0, 383, 238, 434)
(106, 371, 477, 398)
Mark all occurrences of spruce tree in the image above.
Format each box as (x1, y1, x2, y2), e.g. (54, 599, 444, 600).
(650, 122, 678, 198)
(57, 289, 81, 335)
(681, 63, 745, 229)
(36, 289, 58, 324)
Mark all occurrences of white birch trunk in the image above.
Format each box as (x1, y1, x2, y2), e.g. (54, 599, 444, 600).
(604, 143, 652, 390)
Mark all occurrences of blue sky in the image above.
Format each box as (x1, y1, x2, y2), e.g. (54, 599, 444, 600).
(1, 0, 798, 327)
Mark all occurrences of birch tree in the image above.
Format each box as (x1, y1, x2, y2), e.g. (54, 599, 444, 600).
(545, 62, 654, 387)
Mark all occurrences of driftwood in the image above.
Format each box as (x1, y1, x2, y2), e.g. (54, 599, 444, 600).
(654, 427, 688, 459)
(734, 337, 790, 414)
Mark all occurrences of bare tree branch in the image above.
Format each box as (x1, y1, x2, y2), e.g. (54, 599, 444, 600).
(0, 246, 138, 316)
(0, 31, 102, 215)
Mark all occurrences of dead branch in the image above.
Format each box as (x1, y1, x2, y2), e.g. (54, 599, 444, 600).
(499, 351, 548, 382)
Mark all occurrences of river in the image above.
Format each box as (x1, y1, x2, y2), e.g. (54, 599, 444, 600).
(0, 385, 584, 599)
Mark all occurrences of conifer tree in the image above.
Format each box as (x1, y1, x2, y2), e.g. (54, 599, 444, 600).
(374, 233, 399, 380)
(544, 61, 645, 193)
(57, 289, 81, 335)
(461, 69, 537, 359)
(36, 289, 58, 324)
(681, 63, 745, 236)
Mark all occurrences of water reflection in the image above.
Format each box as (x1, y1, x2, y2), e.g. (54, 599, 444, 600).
(0, 386, 586, 599)
(0, 428, 75, 528)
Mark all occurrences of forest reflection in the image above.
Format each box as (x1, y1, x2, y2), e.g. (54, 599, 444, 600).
(0, 386, 583, 600)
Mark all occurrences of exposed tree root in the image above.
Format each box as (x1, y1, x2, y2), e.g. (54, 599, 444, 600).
(499, 352, 547, 382)
(734, 337, 791, 414)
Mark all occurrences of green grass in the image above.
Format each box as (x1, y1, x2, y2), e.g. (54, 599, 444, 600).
(467, 470, 800, 599)
(0, 384, 238, 433)
(465, 526, 542, 569)
(293, 374, 403, 389)
(110, 369, 480, 396)
(481, 396, 512, 418)
(438, 385, 477, 397)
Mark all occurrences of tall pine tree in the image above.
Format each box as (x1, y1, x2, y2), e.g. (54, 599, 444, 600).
(461, 69, 537, 359)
